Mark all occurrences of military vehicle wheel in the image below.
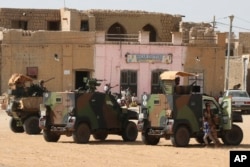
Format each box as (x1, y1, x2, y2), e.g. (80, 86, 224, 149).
(122, 121, 138, 142)
(141, 129, 160, 145)
(73, 123, 91, 144)
(221, 124, 243, 145)
(171, 126, 190, 147)
(23, 116, 42, 134)
(93, 131, 108, 140)
(43, 130, 60, 142)
(10, 118, 24, 133)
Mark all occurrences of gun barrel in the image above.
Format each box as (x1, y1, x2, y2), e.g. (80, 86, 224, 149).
(44, 77, 55, 83)
(96, 79, 106, 81)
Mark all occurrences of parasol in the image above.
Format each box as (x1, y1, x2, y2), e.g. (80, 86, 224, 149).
(160, 71, 198, 80)
(8, 73, 33, 86)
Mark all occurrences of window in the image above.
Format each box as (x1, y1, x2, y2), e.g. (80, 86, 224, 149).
(26, 67, 38, 79)
(121, 71, 128, 84)
(203, 100, 219, 115)
(151, 70, 165, 94)
(120, 70, 137, 95)
(47, 21, 60, 31)
(107, 22, 126, 41)
(142, 24, 157, 42)
(80, 20, 89, 31)
(12, 20, 28, 30)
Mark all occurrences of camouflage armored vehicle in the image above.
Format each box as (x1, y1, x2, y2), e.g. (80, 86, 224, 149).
(3, 74, 49, 134)
(137, 71, 243, 147)
(39, 78, 138, 143)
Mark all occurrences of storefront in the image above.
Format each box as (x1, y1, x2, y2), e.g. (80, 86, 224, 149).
(94, 43, 185, 100)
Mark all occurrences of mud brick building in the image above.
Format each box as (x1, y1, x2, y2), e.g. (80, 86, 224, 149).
(0, 7, 249, 97)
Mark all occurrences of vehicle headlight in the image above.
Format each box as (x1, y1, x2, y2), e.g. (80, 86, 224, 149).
(40, 104, 46, 116)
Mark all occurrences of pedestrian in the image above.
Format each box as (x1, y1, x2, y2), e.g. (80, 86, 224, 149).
(104, 83, 110, 94)
(203, 102, 221, 147)
(131, 93, 137, 107)
(203, 113, 216, 147)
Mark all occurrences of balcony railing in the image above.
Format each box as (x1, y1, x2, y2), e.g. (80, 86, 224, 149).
(105, 34, 139, 42)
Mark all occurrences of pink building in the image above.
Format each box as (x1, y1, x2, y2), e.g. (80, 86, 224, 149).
(94, 31, 186, 100)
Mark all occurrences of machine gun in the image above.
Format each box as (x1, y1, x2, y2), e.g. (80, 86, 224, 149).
(29, 77, 55, 96)
(43, 77, 55, 83)
(77, 78, 105, 93)
(104, 83, 119, 94)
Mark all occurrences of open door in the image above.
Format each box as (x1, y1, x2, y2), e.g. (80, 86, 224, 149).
(221, 97, 232, 130)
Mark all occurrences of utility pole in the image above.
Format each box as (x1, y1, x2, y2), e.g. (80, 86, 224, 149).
(213, 16, 216, 29)
(64, 0, 66, 8)
(224, 15, 234, 91)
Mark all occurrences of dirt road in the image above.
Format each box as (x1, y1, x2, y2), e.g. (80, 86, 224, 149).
(0, 110, 249, 167)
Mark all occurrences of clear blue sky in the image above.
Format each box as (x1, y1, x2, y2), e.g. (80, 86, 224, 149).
(1, 0, 249, 35)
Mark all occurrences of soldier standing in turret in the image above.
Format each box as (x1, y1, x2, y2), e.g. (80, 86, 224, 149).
(39, 80, 47, 92)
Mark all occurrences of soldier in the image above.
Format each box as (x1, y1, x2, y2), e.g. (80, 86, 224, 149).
(39, 80, 47, 92)
(15, 80, 26, 97)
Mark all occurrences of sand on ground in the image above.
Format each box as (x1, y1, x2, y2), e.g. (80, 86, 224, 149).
(0, 109, 249, 167)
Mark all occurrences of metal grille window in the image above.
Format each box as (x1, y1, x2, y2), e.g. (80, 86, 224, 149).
(120, 70, 137, 95)
(130, 71, 137, 84)
(152, 72, 160, 85)
(80, 20, 89, 31)
(121, 71, 128, 84)
(151, 69, 165, 94)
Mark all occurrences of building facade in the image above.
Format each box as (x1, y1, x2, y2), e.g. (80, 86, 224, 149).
(0, 7, 231, 99)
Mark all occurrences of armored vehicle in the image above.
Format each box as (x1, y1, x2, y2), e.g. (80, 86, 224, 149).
(3, 74, 48, 134)
(137, 71, 243, 147)
(39, 78, 138, 143)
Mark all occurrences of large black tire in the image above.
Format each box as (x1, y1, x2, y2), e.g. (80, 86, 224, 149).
(23, 116, 42, 134)
(171, 126, 190, 147)
(43, 129, 60, 142)
(195, 135, 205, 144)
(9, 118, 24, 133)
(73, 123, 91, 144)
(221, 124, 243, 145)
(122, 121, 138, 142)
(93, 131, 108, 141)
(141, 129, 160, 145)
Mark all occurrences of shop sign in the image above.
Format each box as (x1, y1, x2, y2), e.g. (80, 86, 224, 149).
(126, 54, 172, 64)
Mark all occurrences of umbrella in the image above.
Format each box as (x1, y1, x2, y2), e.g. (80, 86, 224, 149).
(8, 73, 33, 86)
(160, 71, 198, 80)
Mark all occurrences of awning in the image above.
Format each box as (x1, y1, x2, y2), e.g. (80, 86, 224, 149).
(160, 71, 198, 80)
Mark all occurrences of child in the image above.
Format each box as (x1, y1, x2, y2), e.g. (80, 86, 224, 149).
(203, 116, 216, 147)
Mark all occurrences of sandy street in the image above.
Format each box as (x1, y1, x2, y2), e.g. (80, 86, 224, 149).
(0, 109, 249, 167)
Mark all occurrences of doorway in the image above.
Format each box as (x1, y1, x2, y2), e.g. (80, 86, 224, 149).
(75, 71, 90, 90)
